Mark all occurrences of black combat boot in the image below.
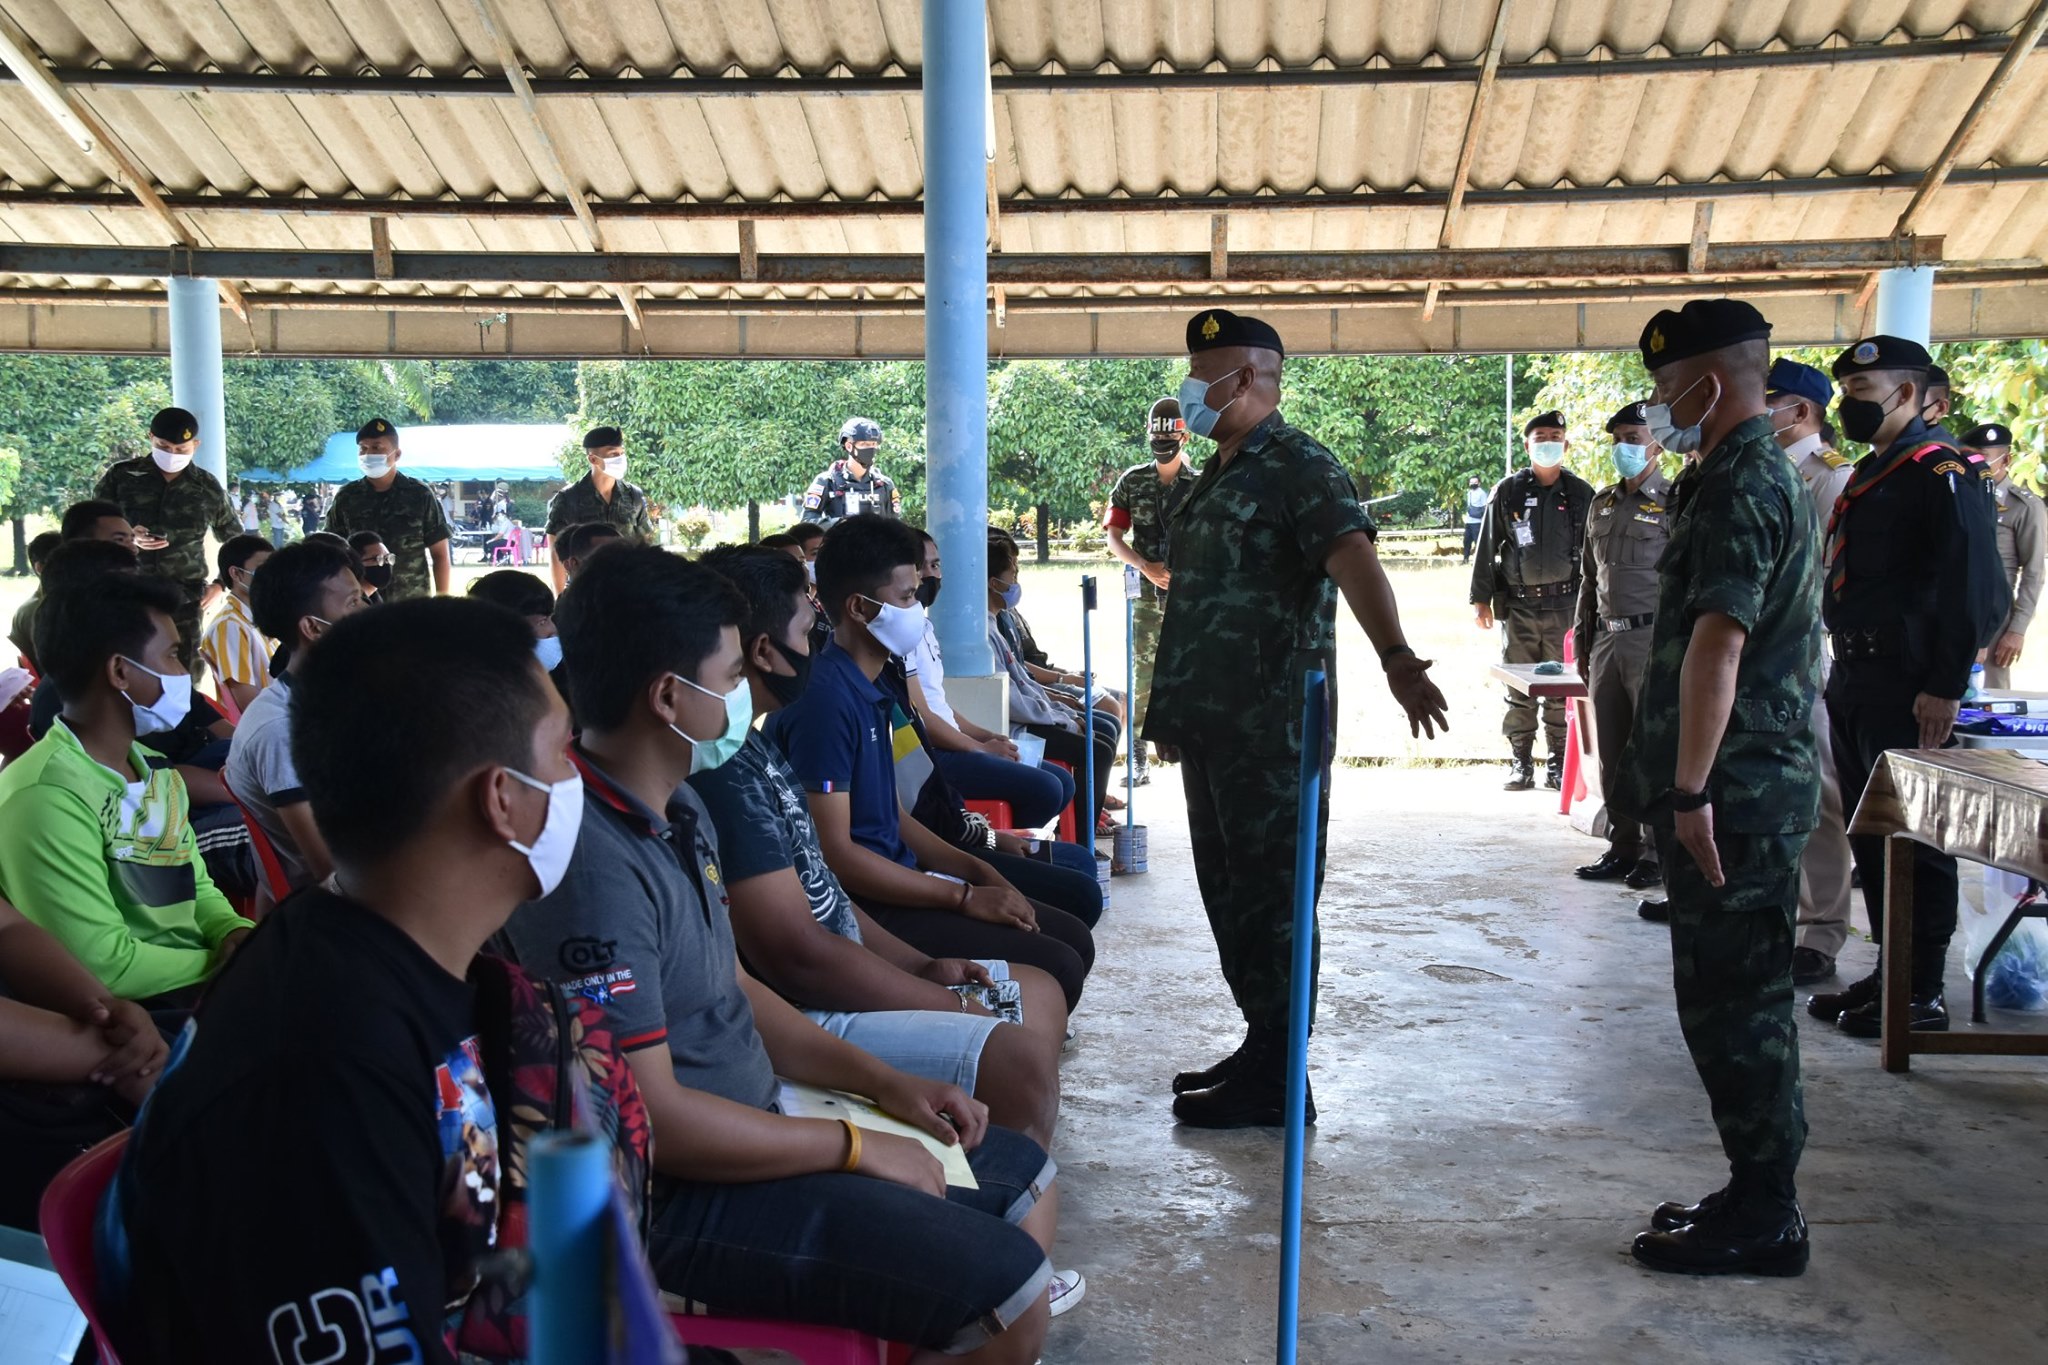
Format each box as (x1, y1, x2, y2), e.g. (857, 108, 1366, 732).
(1171, 1032, 1317, 1129)
(1503, 738, 1535, 791)
(1633, 1165, 1808, 1277)
(1806, 970, 1879, 1023)
(1172, 1025, 1262, 1095)
(1544, 750, 1565, 791)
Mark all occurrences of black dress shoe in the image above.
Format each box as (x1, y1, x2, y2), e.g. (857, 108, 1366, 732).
(1172, 1072, 1316, 1130)
(1623, 859, 1663, 890)
(1806, 972, 1879, 1023)
(1631, 1205, 1809, 1277)
(1838, 992, 1949, 1038)
(1790, 946, 1836, 987)
(1173, 1027, 1256, 1095)
(1637, 898, 1670, 922)
(1649, 1186, 1728, 1233)
(1574, 851, 1634, 881)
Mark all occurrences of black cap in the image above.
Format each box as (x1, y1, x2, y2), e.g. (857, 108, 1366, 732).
(1638, 299, 1773, 371)
(1147, 397, 1184, 438)
(356, 417, 396, 442)
(583, 425, 623, 449)
(1962, 422, 2013, 448)
(1926, 363, 1951, 390)
(1523, 410, 1566, 436)
(1605, 402, 1648, 434)
(1830, 335, 1932, 378)
(150, 407, 198, 443)
(1186, 308, 1284, 358)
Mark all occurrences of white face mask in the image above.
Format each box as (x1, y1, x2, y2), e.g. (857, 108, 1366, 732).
(359, 454, 393, 478)
(1767, 402, 1802, 442)
(1529, 441, 1567, 468)
(600, 455, 628, 479)
(533, 635, 564, 672)
(803, 560, 817, 585)
(117, 656, 193, 737)
(859, 595, 928, 658)
(505, 767, 585, 899)
(151, 447, 194, 475)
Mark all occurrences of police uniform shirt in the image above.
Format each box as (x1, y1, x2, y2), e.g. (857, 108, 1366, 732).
(801, 460, 901, 524)
(1993, 477, 2047, 637)
(1470, 466, 1595, 604)
(1782, 431, 1854, 540)
(1576, 466, 1671, 643)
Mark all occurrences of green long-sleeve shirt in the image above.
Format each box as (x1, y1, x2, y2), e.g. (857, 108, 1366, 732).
(0, 719, 251, 999)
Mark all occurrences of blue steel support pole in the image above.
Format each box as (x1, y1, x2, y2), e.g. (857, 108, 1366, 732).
(528, 1130, 611, 1365)
(1125, 588, 1136, 825)
(1873, 266, 1937, 348)
(1277, 669, 1328, 1365)
(166, 277, 227, 485)
(922, 0, 991, 676)
(1080, 575, 1096, 841)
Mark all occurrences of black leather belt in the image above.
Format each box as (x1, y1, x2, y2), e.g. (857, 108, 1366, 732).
(1509, 580, 1579, 602)
(1830, 625, 1902, 662)
(1600, 613, 1656, 633)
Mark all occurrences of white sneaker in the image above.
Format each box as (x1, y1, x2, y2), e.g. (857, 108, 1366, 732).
(1048, 1267, 1087, 1318)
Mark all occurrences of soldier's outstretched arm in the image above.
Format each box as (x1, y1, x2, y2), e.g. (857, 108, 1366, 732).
(1326, 530, 1449, 738)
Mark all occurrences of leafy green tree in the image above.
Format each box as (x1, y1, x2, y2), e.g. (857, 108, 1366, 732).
(426, 360, 576, 426)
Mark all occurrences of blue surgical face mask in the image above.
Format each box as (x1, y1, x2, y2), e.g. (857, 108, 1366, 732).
(1644, 374, 1718, 456)
(996, 581, 1023, 610)
(1611, 443, 1650, 479)
(533, 635, 564, 671)
(1530, 441, 1567, 468)
(1176, 371, 1242, 438)
(670, 673, 752, 775)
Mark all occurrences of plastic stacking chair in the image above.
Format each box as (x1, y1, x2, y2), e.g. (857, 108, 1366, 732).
(964, 797, 1015, 829)
(222, 776, 294, 914)
(668, 1314, 905, 1364)
(38, 1131, 129, 1365)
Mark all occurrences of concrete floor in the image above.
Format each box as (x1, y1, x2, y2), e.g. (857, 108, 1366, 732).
(1048, 765, 2048, 1365)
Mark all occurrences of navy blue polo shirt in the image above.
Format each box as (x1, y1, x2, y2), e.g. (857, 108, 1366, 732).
(763, 640, 914, 869)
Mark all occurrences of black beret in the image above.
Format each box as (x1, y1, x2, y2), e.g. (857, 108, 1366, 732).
(583, 425, 624, 449)
(1830, 335, 1932, 378)
(1961, 422, 2013, 448)
(1638, 299, 1773, 371)
(150, 407, 198, 443)
(1523, 410, 1566, 436)
(356, 417, 396, 441)
(1186, 308, 1284, 358)
(1926, 363, 1951, 389)
(1605, 402, 1649, 434)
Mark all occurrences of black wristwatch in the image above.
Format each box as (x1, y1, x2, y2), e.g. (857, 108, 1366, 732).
(1668, 786, 1711, 812)
(1379, 642, 1415, 669)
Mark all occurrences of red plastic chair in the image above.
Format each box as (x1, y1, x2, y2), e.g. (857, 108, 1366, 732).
(668, 1314, 905, 1364)
(1559, 629, 1584, 816)
(1046, 761, 1079, 843)
(964, 797, 1015, 830)
(222, 776, 294, 910)
(39, 1131, 129, 1365)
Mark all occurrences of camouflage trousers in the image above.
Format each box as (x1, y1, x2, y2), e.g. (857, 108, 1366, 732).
(1130, 593, 1164, 734)
(1655, 828, 1809, 1180)
(1499, 603, 1570, 753)
(1180, 734, 1329, 1031)
(162, 577, 207, 673)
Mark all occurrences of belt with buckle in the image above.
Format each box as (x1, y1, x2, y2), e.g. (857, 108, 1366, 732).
(1829, 625, 1902, 662)
(1509, 580, 1579, 602)
(1601, 613, 1656, 633)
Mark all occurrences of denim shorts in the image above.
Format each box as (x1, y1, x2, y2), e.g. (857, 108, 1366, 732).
(806, 1007, 1001, 1093)
(650, 1125, 1056, 1353)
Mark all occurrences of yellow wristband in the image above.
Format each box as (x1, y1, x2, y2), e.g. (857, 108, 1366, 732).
(839, 1117, 862, 1173)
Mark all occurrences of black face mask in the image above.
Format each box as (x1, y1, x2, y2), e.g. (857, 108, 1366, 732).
(1151, 440, 1181, 464)
(1837, 385, 1904, 445)
(362, 563, 393, 590)
(916, 575, 941, 608)
(763, 636, 813, 708)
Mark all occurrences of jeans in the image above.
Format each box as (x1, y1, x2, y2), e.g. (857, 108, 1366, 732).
(935, 749, 1069, 828)
(1025, 721, 1116, 818)
(976, 846, 1102, 928)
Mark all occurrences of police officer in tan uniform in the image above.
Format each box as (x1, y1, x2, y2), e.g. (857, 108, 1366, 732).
(1964, 422, 2044, 689)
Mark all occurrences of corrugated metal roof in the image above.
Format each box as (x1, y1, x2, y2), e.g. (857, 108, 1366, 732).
(0, 0, 2041, 356)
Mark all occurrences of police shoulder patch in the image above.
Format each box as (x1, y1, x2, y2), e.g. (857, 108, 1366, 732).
(1820, 449, 1851, 469)
(1931, 459, 1968, 478)
(803, 492, 823, 509)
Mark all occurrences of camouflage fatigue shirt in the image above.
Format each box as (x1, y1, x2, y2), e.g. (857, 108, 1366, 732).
(1612, 414, 1822, 835)
(544, 472, 654, 544)
(1144, 411, 1374, 755)
(324, 471, 451, 602)
(1104, 458, 1198, 601)
(93, 458, 241, 587)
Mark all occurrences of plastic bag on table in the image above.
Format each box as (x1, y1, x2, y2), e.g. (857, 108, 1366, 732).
(1965, 867, 2048, 1011)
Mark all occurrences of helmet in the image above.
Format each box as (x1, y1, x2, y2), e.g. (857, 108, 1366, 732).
(1147, 397, 1185, 439)
(840, 417, 882, 446)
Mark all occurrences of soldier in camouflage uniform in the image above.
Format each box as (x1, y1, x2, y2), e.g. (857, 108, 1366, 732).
(1146, 308, 1448, 1130)
(544, 425, 655, 591)
(1103, 395, 1198, 783)
(93, 407, 242, 670)
(322, 418, 453, 603)
(1610, 299, 1821, 1278)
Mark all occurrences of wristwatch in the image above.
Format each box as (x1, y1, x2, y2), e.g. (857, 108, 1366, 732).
(1668, 787, 1711, 812)
(1379, 642, 1415, 669)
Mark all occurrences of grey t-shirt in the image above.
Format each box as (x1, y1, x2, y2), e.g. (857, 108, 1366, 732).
(687, 729, 863, 944)
(496, 750, 779, 1111)
(223, 673, 314, 890)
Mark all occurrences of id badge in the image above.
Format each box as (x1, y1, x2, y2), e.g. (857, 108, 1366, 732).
(1124, 564, 1142, 600)
(1512, 518, 1536, 548)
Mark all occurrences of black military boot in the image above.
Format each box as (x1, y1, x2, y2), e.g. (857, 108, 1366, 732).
(1503, 739, 1536, 791)
(1649, 1186, 1729, 1233)
(1172, 1025, 1262, 1095)
(1838, 991, 1949, 1038)
(1172, 1033, 1317, 1129)
(1806, 970, 1879, 1023)
(1633, 1165, 1807, 1277)
(1544, 750, 1565, 790)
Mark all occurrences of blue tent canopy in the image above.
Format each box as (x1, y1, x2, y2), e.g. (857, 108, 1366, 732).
(241, 423, 574, 484)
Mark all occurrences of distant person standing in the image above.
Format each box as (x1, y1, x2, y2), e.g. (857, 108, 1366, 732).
(239, 487, 259, 535)
(92, 406, 242, 669)
(271, 488, 299, 549)
(1462, 476, 1488, 563)
(322, 418, 453, 602)
(1469, 411, 1595, 791)
(801, 417, 902, 527)
(1964, 422, 2043, 690)
(543, 425, 654, 591)
(1103, 397, 1197, 783)
(299, 486, 323, 539)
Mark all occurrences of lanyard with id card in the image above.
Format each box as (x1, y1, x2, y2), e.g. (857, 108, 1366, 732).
(1512, 516, 1536, 548)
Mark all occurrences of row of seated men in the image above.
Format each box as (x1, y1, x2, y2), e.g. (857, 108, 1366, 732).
(0, 509, 1122, 1362)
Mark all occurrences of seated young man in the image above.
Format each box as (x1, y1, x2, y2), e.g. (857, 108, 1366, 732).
(59, 497, 138, 550)
(0, 575, 252, 1004)
(767, 518, 1095, 1011)
(6, 530, 62, 667)
(101, 598, 597, 1363)
(227, 540, 367, 891)
(552, 520, 622, 586)
(468, 568, 561, 671)
(499, 544, 1076, 1357)
(694, 545, 1064, 1146)
(200, 534, 275, 713)
(346, 530, 393, 598)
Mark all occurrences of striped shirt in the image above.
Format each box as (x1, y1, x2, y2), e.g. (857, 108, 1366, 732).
(201, 593, 273, 692)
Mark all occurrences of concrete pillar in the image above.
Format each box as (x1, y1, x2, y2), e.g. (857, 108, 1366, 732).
(922, 0, 991, 677)
(167, 277, 227, 484)
(1873, 266, 1936, 347)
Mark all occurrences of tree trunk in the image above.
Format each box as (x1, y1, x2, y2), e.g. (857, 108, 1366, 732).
(8, 516, 23, 575)
(1035, 503, 1051, 563)
(747, 499, 761, 543)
